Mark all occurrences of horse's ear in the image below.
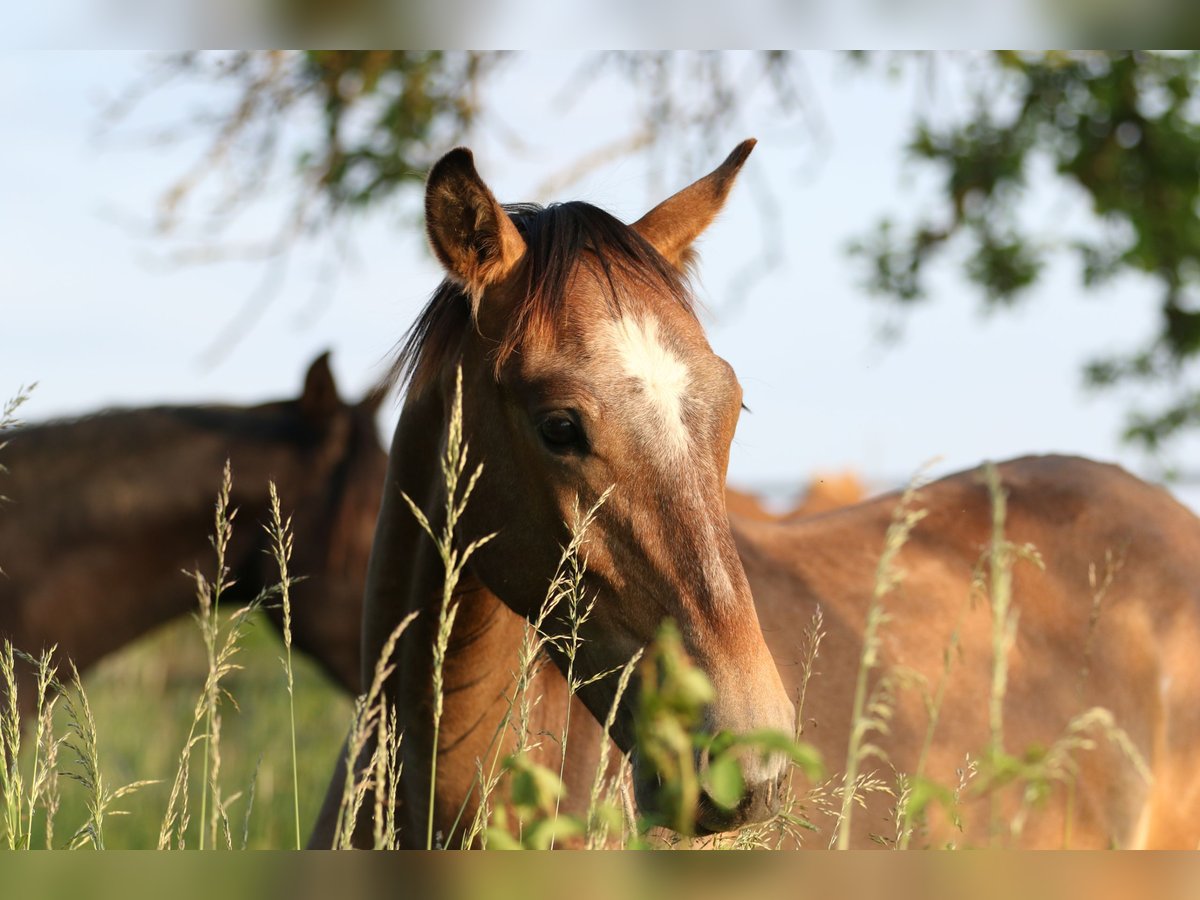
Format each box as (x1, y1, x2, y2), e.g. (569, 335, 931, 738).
(300, 351, 342, 425)
(632, 139, 756, 269)
(425, 148, 526, 305)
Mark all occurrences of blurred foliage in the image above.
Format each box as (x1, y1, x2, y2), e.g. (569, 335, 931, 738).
(631, 622, 821, 838)
(130, 51, 1200, 450)
(850, 51, 1200, 451)
(132, 51, 505, 244)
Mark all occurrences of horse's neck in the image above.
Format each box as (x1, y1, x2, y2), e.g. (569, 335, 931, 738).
(366, 389, 541, 844)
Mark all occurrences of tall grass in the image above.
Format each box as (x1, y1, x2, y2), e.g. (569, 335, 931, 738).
(331, 610, 416, 850)
(414, 491, 606, 849)
(196, 462, 233, 850)
(980, 462, 1026, 843)
(22, 648, 62, 848)
(0, 387, 61, 850)
(397, 367, 495, 850)
(0, 379, 1164, 849)
(971, 464, 1149, 848)
(265, 482, 302, 850)
(58, 662, 158, 849)
(0, 383, 35, 577)
(544, 492, 613, 849)
(733, 605, 825, 850)
(157, 462, 275, 849)
(833, 478, 927, 849)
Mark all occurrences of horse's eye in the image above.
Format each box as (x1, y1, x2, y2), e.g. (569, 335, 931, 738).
(538, 414, 582, 451)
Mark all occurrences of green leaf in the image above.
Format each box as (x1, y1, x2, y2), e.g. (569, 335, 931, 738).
(523, 816, 584, 850)
(903, 776, 957, 822)
(703, 754, 745, 810)
(725, 729, 825, 780)
(509, 765, 540, 814)
(483, 826, 523, 850)
(506, 755, 565, 818)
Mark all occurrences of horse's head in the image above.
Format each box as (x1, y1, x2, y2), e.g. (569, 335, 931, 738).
(405, 142, 795, 833)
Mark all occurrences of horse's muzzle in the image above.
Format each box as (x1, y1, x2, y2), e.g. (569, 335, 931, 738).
(631, 752, 787, 837)
(693, 771, 786, 836)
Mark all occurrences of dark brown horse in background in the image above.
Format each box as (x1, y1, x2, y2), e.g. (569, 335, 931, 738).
(313, 140, 1200, 849)
(0, 353, 386, 712)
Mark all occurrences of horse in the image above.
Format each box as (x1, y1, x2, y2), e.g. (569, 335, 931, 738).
(725, 471, 867, 522)
(0, 353, 386, 712)
(312, 141, 1200, 849)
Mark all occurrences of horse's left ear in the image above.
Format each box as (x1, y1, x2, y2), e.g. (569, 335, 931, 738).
(425, 147, 526, 306)
(300, 351, 342, 425)
(632, 139, 756, 269)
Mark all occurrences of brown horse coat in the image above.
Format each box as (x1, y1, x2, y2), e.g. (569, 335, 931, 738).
(0, 354, 386, 709)
(725, 472, 867, 522)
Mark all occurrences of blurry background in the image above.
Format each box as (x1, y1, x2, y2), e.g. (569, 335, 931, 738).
(8, 51, 1200, 508)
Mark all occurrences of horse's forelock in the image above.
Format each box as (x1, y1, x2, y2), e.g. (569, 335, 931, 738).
(389, 201, 695, 397)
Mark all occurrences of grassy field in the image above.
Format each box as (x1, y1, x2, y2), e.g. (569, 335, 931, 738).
(17, 613, 352, 850)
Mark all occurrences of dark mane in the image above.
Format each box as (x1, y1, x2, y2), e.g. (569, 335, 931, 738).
(389, 201, 695, 396)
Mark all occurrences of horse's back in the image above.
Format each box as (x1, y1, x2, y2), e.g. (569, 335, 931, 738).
(747, 453, 1200, 596)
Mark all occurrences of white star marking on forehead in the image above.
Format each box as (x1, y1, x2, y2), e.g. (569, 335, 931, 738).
(607, 315, 692, 459)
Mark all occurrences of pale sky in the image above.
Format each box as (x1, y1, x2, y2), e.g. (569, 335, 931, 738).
(3, 52, 1193, 507)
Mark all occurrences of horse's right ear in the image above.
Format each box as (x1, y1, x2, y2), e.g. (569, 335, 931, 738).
(300, 351, 342, 425)
(425, 148, 526, 307)
(632, 139, 756, 270)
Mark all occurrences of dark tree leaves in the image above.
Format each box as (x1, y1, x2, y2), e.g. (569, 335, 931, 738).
(129, 51, 506, 244)
(853, 51, 1200, 451)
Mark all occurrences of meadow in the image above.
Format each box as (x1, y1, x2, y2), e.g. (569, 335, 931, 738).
(12, 611, 352, 850)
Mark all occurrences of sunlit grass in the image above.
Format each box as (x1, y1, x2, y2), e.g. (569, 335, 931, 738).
(4, 614, 350, 850)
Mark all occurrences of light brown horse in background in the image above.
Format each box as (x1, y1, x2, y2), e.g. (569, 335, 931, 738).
(0, 354, 386, 710)
(313, 141, 1200, 848)
(725, 471, 867, 522)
